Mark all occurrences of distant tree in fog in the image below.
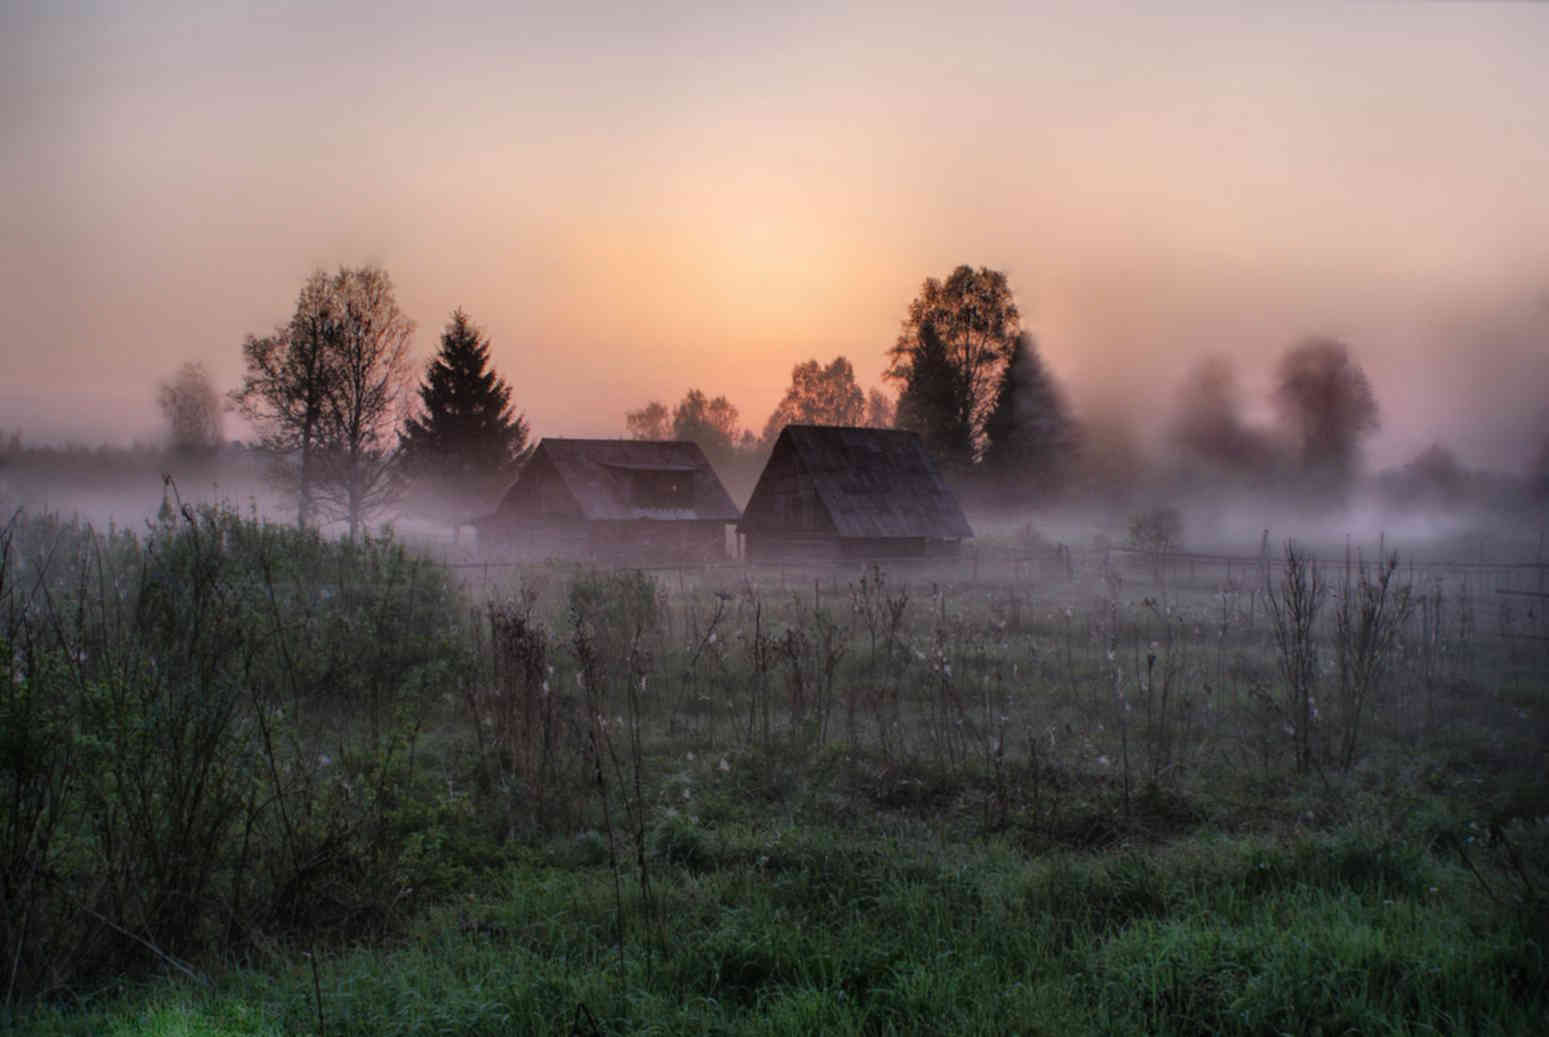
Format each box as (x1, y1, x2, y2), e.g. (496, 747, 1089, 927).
(672, 389, 744, 465)
(400, 308, 530, 503)
(625, 401, 671, 441)
(760, 356, 865, 444)
(234, 266, 413, 538)
(1273, 339, 1379, 488)
(157, 361, 223, 458)
(865, 388, 895, 429)
(894, 321, 974, 472)
(981, 333, 1076, 500)
(887, 265, 1022, 455)
(1169, 354, 1276, 475)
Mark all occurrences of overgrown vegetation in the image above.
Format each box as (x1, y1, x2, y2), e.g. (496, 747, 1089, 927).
(4, 506, 1546, 1034)
(0, 498, 472, 1014)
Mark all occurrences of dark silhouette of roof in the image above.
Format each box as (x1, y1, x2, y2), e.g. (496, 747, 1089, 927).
(494, 438, 739, 522)
(740, 425, 973, 540)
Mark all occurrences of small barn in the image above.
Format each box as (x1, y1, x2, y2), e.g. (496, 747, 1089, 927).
(738, 425, 973, 563)
(473, 439, 741, 562)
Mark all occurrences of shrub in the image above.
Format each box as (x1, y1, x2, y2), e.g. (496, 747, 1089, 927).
(0, 502, 472, 1000)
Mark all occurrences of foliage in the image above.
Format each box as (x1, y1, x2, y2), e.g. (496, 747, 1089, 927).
(980, 332, 1076, 499)
(671, 389, 748, 464)
(894, 321, 974, 471)
(156, 361, 223, 458)
(10, 529, 1548, 1034)
(1264, 541, 1326, 774)
(1273, 338, 1379, 490)
(887, 265, 1022, 460)
(232, 266, 414, 537)
(231, 274, 335, 530)
(624, 400, 670, 441)
(399, 308, 530, 505)
(1332, 552, 1414, 770)
(864, 387, 895, 430)
(760, 357, 866, 444)
(1168, 353, 1277, 476)
(0, 502, 469, 1003)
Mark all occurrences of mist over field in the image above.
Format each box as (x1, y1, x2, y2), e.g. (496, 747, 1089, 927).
(5, 7, 1549, 1033)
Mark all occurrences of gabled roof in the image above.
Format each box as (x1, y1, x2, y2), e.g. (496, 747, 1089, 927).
(740, 425, 973, 540)
(498, 438, 740, 522)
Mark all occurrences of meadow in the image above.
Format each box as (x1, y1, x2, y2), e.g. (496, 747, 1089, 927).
(3, 501, 1546, 1034)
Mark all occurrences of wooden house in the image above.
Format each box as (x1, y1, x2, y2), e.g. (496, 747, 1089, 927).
(473, 439, 740, 562)
(738, 425, 973, 563)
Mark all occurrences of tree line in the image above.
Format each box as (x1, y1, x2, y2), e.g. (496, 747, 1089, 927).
(140, 260, 1513, 538)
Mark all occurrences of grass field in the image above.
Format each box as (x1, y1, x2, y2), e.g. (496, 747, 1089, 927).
(4, 504, 1546, 1034)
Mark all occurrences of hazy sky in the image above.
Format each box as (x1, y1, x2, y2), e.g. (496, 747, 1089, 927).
(4, 2, 1547, 471)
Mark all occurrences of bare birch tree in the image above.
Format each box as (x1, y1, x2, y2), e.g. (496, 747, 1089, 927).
(233, 266, 413, 537)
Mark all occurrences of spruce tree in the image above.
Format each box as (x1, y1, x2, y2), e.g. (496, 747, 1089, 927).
(400, 309, 530, 502)
(895, 321, 974, 473)
(981, 332, 1074, 500)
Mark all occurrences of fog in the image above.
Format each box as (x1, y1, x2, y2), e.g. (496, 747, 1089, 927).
(3, 4, 1546, 558)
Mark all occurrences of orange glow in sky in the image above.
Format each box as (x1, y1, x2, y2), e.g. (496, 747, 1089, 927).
(3, 3, 1547, 470)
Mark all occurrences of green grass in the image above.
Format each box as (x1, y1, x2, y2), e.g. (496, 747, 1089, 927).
(6, 515, 1547, 1034)
(21, 814, 1547, 1035)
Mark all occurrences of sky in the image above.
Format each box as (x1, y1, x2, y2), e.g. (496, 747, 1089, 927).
(3, 1, 1547, 472)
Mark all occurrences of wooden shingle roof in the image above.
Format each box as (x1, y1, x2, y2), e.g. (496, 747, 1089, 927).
(740, 425, 973, 540)
(499, 439, 740, 522)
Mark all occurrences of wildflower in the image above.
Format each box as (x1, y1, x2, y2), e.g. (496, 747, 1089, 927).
(1097, 755, 1110, 767)
(719, 757, 730, 773)
(708, 632, 717, 644)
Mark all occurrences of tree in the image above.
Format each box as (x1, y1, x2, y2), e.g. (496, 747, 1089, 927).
(760, 356, 866, 444)
(400, 308, 530, 502)
(232, 271, 339, 530)
(312, 267, 414, 540)
(980, 333, 1075, 499)
(1273, 339, 1379, 489)
(1168, 354, 1276, 476)
(864, 388, 895, 429)
(886, 265, 1022, 457)
(234, 266, 413, 537)
(893, 321, 974, 472)
(672, 389, 743, 464)
(157, 361, 223, 458)
(625, 401, 671, 441)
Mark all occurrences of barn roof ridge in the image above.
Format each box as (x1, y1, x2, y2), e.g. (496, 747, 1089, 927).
(499, 437, 740, 523)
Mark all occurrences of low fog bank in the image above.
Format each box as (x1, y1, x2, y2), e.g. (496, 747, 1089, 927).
(0, 443, 280, 532)
(966, 461, 1547, 567)
(0, 443, 500, 558)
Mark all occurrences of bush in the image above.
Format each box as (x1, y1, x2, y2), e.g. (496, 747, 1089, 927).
(0, 502, 473, 999)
